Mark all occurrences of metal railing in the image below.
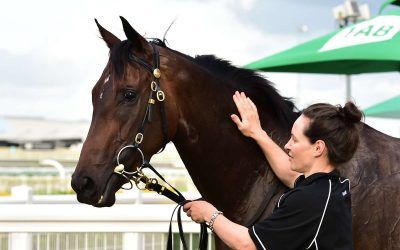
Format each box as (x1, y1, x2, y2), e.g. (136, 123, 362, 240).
(0, 204, 215, 250)
(0, 186, 200, 205)
(0, 187, 212, 250)
(0, 232, 214, 250)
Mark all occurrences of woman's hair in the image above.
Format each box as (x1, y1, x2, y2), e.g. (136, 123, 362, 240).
(302, 102, 363, 165)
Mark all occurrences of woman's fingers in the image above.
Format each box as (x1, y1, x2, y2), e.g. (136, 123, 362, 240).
(183, 202, 192, 212)
(248, 97, 258, 111)
(184, 202, 192, 217)
(234, 91, 244, 106)
(231, 114, 243, 129)
(241, 93, 253, 111)
(233, 93, 247, 118)
(232, 91, 263, 138)
(234, 91, 252, 115)
(237, 91, 248, 106)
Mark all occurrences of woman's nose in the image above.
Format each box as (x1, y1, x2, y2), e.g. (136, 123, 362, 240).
(284, 140, 290, 151)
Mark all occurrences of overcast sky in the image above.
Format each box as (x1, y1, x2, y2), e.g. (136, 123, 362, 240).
(0, 0, 399, 136)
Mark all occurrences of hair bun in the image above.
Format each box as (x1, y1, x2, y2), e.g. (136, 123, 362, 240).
(339, 102, 363, 124)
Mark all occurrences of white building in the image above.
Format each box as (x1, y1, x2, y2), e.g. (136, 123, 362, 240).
(0, 116, 89, 149)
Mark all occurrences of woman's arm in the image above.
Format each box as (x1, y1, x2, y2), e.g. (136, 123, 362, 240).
(183, 201, 256, 250)
(231, 91, 300, 188)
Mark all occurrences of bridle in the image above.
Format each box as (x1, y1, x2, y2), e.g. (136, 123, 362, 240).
(112, 40, 170, 190)
(107, 40, 208, 250)
(126, 40, 169, 149)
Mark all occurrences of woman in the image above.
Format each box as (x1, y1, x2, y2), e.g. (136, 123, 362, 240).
(183, 91, 362, 250)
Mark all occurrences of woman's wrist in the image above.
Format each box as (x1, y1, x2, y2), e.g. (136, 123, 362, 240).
(206, 211, 223, 232)
(203, 205, 218, 222)
(251, 129, 269, 142)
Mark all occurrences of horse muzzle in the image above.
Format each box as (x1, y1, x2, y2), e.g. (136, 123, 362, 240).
(71, 171, 121, 207)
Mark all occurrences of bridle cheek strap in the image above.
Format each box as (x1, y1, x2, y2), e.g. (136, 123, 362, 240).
(128, 42, 169, 150)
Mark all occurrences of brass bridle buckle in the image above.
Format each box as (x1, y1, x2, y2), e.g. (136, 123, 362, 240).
(153, 68, 161, 78)
(145, 178, 158, 191)
(135, 133, 144, 144)
(151, 81, 158, 92)
(157, 90, 165, 101)
(134, 172, 148, 190)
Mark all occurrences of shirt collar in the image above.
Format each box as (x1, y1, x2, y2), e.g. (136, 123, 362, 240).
(295, 170, 340, 187)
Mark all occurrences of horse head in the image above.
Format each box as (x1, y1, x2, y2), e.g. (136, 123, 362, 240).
(71, 17, 178, 207)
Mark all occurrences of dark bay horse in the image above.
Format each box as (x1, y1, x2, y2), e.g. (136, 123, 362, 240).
(71, 17, 400, 249)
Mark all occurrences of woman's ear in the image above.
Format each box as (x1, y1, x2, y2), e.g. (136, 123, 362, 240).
(313, 139, 326, 157)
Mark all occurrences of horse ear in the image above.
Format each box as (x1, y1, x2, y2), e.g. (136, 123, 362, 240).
(120, 16, 148, 51)
(95, 19, 121, 49)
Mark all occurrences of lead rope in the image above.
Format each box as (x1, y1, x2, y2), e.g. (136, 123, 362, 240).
(142, 161, 208, 250)
(113, 145, 208, 250)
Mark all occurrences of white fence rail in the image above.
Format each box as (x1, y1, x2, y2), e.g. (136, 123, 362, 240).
(0, 187, 212, 250)
(0, 204, 201, 233)
(0, 165, 197, 196)
(0, 188, 199, 205)
(0, 204, 214, 250)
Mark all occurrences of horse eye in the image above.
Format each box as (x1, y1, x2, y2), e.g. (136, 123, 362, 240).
(124, 90, 137, 102)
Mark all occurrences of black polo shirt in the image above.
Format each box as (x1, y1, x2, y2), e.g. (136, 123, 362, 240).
(248, 171, 353, 250)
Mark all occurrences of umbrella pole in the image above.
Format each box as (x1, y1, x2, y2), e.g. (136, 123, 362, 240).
(346, 74, 352, 102)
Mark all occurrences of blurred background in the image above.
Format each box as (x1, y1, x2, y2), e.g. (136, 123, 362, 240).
(0, 0, 399, 249)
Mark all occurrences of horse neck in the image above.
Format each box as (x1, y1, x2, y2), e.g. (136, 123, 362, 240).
(165, 55, 289, 222)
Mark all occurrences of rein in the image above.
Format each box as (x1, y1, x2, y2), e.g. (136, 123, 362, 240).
(109, 41, 208, 250)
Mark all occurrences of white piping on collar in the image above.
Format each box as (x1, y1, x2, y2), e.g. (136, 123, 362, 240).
(339, 177, 351, 190)
(277, 193, 285, 208)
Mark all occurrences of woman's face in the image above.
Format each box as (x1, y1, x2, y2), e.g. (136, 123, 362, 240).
(284, 115, 315, 173)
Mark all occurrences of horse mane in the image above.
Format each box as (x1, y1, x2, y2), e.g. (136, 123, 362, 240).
(192, 55, 298, 129)
(110, 39, 299, 129)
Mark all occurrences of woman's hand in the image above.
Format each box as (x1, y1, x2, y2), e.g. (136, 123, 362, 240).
(184, 200, 257, 250)
(231, 91, 264, 139)
(183, 201, 217, 223)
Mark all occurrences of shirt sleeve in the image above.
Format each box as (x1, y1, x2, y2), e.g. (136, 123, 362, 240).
(248, 189, 325, 250)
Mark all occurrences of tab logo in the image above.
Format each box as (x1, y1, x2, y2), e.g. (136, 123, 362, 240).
(319, 15, 400, 52)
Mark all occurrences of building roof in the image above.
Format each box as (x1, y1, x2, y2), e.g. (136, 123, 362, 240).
(0, 116, 185, 168)
(0, 116, 90, 143)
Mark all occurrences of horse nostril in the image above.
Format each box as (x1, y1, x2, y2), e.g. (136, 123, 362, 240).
(71, 174, 81, 192)
(82, 177, 95, 191)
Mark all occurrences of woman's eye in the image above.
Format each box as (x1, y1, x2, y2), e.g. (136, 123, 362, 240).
(124, 90, 137, 102)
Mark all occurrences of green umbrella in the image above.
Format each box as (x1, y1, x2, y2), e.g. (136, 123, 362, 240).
(379, 0, 400, 14)
(246, 9, 400, 74)
(246, 8, 400, 100)
(363, 95, 400, 118)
